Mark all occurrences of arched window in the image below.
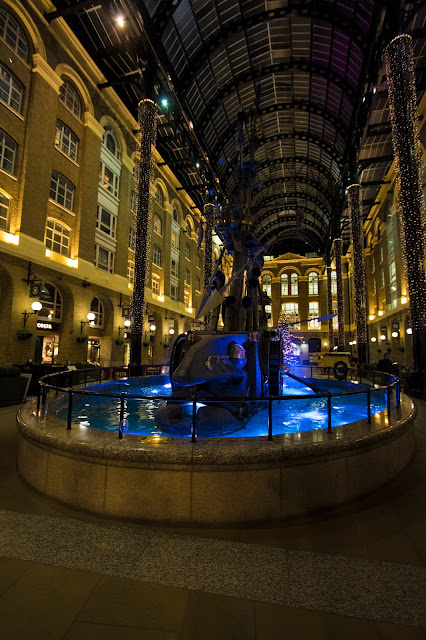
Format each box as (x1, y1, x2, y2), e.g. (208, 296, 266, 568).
(103, 126, 120, 159)
(262, 274, 271, 297)
(153, 213, 162, 236)
(38, 283, 62, 322)
(59, 80, 82, 119)
(45, 218, 71, 256)
(152, 244, 162, 267)
(290, 273, 298, 295)
(0, 192, 10, 230)
(155, 186, 163, 206)
(0, 10, 29, 61)
(308, 272, 319, 295)
(0, 63, 24, 114)
(0, 129, 17, 174)
(90, 297, 104, 327)
(172, 207, 178, 222)
(281, 273, 288, 296)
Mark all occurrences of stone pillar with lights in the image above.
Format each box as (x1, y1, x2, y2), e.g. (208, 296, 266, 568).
(385, 35, 426, 371)
(326, 263, 334, 349)
(333, 238, 345, 351)
(130, 98, 157, 367)
(203, 203, 214, 326)
(348, 184, 368, 364)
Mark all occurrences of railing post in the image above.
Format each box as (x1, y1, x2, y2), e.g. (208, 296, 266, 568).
(67, 389, 73, 430)
(367, 387, 371, 424)
(268, 396, 273, 441)
(327, 392, 332, 433)
(192, 397, 197, 443)
(118, 392, 125, 439)
(36, 384, 41, 416)
(42, 386, 48, 418)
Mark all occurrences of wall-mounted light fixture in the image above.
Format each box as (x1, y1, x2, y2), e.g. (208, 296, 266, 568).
(118, 319, 131, 337)
(22, 300, 42, 327)
(80, 312, 96, 333)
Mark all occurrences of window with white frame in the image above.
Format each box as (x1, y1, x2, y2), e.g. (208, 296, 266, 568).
(50, 171, 75, 211)
(331, 270, 337, 294)
(155, 186, 163, 206)
(184, 267, 190, 285)
(281, 273, 288, 295)
(127, 260, 134, 285)
(153, 213, 162, 236)
(332, 301, 338, 329)
(0, 63, 23, 114)
(152, 274, 160, 295)
(38, 282, 62, 321)
(59, 80, 82, 119)
(184, 289, 190, 307)
(171, 230, 179, 249)
(0, 129, 16, 174)
(308, 272, 319, 295)
(103, 126, 120, 159)
(309, 302, 320, 329)
(96, 204, 116, 238)
(171, 259, 179, 278)
(55, 121, 78, 161)
(281, 302, 299, 325)
(0, 10, 28, 61)
(196, 253, 202, 269)
(195, 275, 201, 292)
(94, 244, 114, 273)
(184, 243, 190, 260)
(0, 192, 10, 230)
(129, 226, 135, 251)
(45, 218, 70, 256)
(90, 296, 104, 327)
(171, 284, 178, 300)
(290, 273, 298, 295)
(152, 244, 162, 267)
(99, 161, 119, 198)
(262, 274, 271, 297)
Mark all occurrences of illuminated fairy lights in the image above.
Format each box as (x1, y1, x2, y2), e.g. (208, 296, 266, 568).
(130, 98, 157, 364)
(348, 184, 367, 348)
(333, 238, 345, 350)
(385, 35, 426, 369)
(326, 264, 334, 348)
(203, 203, 214, 324)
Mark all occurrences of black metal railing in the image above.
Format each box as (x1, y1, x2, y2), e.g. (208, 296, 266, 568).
(36, 365, 400, 443)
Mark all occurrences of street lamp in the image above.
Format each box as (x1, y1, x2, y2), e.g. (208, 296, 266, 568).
(80, 312, 96, 333)
(22, 300, 42, 327)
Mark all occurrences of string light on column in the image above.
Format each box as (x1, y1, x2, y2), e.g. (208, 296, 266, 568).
(203, 203, 214, 325)
(130, 98, 157, 365)
(385, 34, 426, 370)
(333, 238, 345, 350)
(326, 263, 334, 349)
(348, 184, 368, 357)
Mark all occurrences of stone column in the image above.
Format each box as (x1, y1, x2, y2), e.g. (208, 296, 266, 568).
(203, 203, 214, 326)
(326, 264, 334, 349)
(348, 184, 368, 363)
(385, 35, 426, 371)
(130, 99, 157, 366)
(334, 239, 345, 351)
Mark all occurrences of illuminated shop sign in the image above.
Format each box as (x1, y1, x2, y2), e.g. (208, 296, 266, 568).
(36, 322, 58, 331)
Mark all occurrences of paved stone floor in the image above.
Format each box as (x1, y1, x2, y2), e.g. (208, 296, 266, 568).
(0, 399, 425, 639)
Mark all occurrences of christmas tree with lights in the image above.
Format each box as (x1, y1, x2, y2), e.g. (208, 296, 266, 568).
(277, 310, 293, 365)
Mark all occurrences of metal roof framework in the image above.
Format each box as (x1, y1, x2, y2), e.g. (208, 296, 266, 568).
(46, 0, 426, 256)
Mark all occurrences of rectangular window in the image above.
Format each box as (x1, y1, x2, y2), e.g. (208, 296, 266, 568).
(389, 261, 397, 309)
(152, 275, 160, 295)
(282, 302, 299, 325)
(308, 273, 319, 295)
(184, 267, 190, 285)
(332, 301, 338, 330)
(96, 205, 116, 238)
(184, 289, 190, 307)
(195, 275, 201, 292)
(45, 218, 70, 256)
(185, 243, 190, 260)
(171, 230, 179, 250)
(309, 302, 320, 329)
(380, 246, 384, 262)
(170, 284, 178, 300)
(127, 260, 134, 285)
(55, 121, 78, 161)
(99, 161, 119, 198)
(171, 259, 179, 278)
(381, 270, 385, 288)
(50, 171, 75, 211)
(331, 270, 337, 294)
(0, 192, 9, 230)
(290, 274, 298, 295)
(152, 244, 162, 267)
(129, 226, 135, 251)
(281, 275, 288, 296)
(0, 63, 23, 113)
(0, 129, 17, 174)
(94, 244, 114, 273)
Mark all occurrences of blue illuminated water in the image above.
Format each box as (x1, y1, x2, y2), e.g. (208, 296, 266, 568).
(56, 374, 387, 438)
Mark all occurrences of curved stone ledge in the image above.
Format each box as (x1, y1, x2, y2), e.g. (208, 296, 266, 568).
(16, 395, 416, 524)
